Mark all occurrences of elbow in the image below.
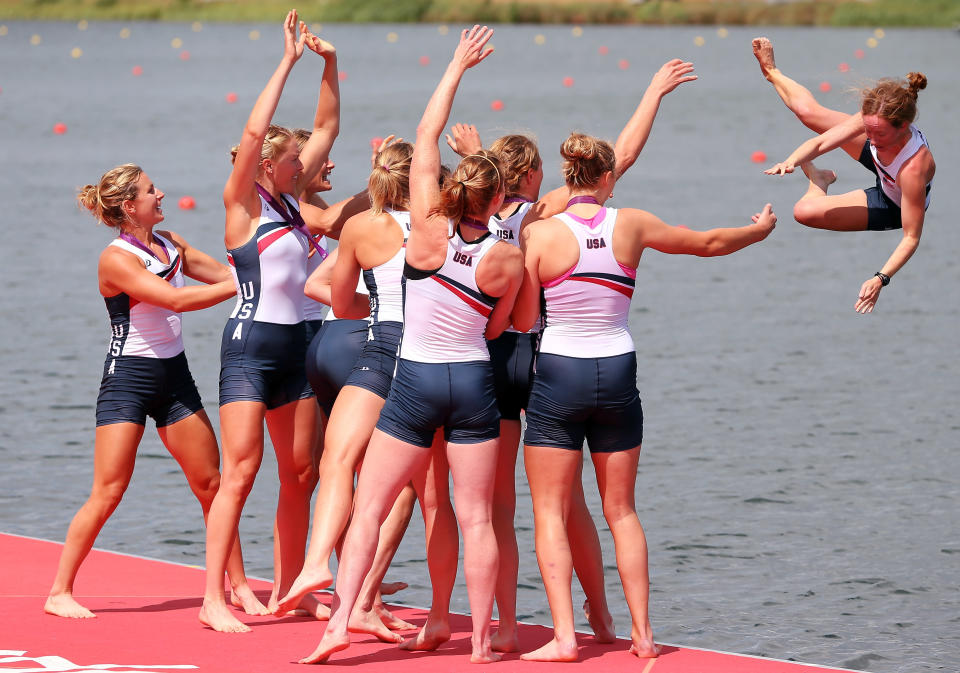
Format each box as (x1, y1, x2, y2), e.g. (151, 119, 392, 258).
(511, 311, 535, 334)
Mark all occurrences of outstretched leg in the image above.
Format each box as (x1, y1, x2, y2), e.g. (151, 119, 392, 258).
(752, 36, 864, 160)
(45, 422, 144, 619)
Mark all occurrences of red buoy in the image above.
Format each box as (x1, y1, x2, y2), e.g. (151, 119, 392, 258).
(179, 50, 190, 61)
(618, 59, 629, 70)
(750, 150, 767, 163)
(598, 45, 609, 55)
(225, 92, 238, 103)
(419, 55, 430, 66)
(370, 137, 384, 150)
(819, 81, 832, 92)
(338, 71, 348, 82)
(562, 76, 574, 88)
(178, 196, 196, 210)
(838, 62, 850, 73)
(491, 99, 504, 111)
(854, 48, 865, 59)
(132, 65, 143, 76)
(53, 122, 68, 135)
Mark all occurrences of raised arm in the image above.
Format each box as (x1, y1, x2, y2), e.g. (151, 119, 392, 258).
(408, 26, 493, 270)
(766, 113, 865, 176)
(296, 30, 340, 197)
(614, 58, 697, 178)
(99, 249, 235, 313)
(224, 10, 305, 240)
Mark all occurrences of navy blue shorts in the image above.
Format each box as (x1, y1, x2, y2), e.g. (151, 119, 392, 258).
(220, 320, 314, 410)
(343, 321, 403, 400)
(96, 351, 204, 428)
(857, 142, 903, 232)
(306, 319, 368, 416)
(524, 352, 643, 453)
(376, 359, 500, 448)
(304, 319, 324, 349)
(487, 331, 537, 421)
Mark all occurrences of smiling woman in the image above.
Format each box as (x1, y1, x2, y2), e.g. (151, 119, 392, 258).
(753, 36, 935, 314)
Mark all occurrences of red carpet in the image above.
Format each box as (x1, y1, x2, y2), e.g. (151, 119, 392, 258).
(0, 533, 858, 672)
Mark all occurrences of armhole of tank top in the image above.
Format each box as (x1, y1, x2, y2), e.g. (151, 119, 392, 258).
(403, 261, 441, 280)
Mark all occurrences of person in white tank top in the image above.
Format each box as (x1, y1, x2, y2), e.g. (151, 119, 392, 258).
(45, 164, 263, 621)
(301, 26, 524, 666)
(278, 140, 423, 641)
(442, 56, 699, 650)
(753, 37, 935, 314)
(513, 132, 776, 663)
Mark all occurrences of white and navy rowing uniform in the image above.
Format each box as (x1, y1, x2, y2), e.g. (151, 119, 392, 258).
(303, 233, 330, 345)
(486, 199, 538, 421)
(342, 209, 410, 399)
(856, 125, 933, 231)
(96, 232, 204, 427)
(219, 191, 314, 409)
(523, 206, 644, 452)
(376, 225, 503, 448)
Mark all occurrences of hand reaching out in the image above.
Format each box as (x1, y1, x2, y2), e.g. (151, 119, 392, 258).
(451, 25, 494, 72)
(371, 134, 403, 168)
(300, 21, 336, 58)
(282, 9, 307, 63)
(764, 161, 796, 176)
(650, 58, 698, 96)
(445, 123, 482, 157)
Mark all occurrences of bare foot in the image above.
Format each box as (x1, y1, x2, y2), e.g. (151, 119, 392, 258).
(375, 603, 416, 631)
(299, 629, 351, 664)
(230, 584, 269, 616)
(629, 640, 660, 659)
(471, 647, 502, 664)
(199, 598, 251, 633)
(273, 566, 333, 616)
(520, 637, 578, 662)
(299, 593, 331, 621)
(491, 627, 519, 653)
(752, 36, 777, 80)
(583, 599, 616, 644)
(349, 606, 404, 643)
(380, 580, 408, 596)
(801, 161, 837, 191)
(44, 593, 96, 619)
(399, 619, 451, 652)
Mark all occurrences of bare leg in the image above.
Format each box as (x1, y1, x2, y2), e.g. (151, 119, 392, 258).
(752, 36, 865, 160)
(299, 430, 431, 664)
(276, 386, 384, 615)
(199, 401, 265, 633)
(403, 432, 458, 652)
(265, 397, 318, 608)
(793, 175, 869, 232)
(158, 411, 268, 617)
(591, 447, 657, 659)
(349, 483, 417, 642)
(568, 463, 616, 643)
(520, 445, 581, 663)
(45, 423, 143, 618)
(490, 418, 521, 652)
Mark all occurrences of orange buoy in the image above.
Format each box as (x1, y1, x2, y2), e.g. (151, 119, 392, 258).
(819, 81, 832, 92)
(132, 65, 143, 76)
(491, 99, 504, 111)
(562, 76, 574, 88)
(53, 122, 67, 135)
(225, 92, 238, 103)
(419, 55, 430, 66)
(618, 59, 629, 70)
(178, 196, 196, 210)
(838, 62, 850, 73)
(750, 150, 767, 163)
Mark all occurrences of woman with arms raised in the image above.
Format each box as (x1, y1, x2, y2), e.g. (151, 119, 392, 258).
(45, 164, 262, 619)
(299, 25, 522, 664)
(513, 133, 776, 661)
(753, 37, 934, 313)
(199, 11, 344, 632)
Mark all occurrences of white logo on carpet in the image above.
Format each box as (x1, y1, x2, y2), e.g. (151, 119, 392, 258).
(0, 650, 197, 672)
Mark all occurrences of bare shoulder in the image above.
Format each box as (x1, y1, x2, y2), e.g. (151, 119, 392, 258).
(155, 229, 187, 249)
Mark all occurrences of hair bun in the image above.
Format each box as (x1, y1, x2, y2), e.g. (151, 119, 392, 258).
(906, 71, 927, 97)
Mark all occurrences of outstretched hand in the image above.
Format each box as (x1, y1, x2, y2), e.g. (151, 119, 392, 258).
(765, 161, 796, 176)
(300, 21, 336, 58)
(282, 9, 307, 63)
(751, 203, 778, 237)
(650, 58, 697, 95)
(445, 123, 482, 157)
(855, 276, 883, 314)
(451, 25, 494, 72)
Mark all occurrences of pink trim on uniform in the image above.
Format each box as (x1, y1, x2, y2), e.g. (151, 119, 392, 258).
(542, 264, 576, 289)
(617, 261, 637, 279)
(562, 207, 607, 233)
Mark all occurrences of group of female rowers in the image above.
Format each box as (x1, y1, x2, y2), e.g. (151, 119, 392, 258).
(44, 13, 934, 666)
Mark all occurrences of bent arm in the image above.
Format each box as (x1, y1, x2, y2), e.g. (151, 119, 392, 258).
(297, 35, 340, 196)
(480, 246, 523, 340)
(330, 218, 368, 318)
(767, 114, 864, 175)
(162, 231, 232, 284)
(511, 226, 544, 332)
(100, 250, 235, 313)
(301, 190, 369, 238)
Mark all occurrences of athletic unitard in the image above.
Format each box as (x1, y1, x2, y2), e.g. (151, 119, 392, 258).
(342, 209, 410, 399)
(375, 226, 502, 447)
(486, 200, 538, 421)
(523, 207, 644, 452)
(219, 191, 314, 409)
(856, 125, 933, 231)
(96, 232, 204, 427)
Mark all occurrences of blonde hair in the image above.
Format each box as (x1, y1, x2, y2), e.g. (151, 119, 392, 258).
(431, 150, 504, 223)
(369, 141, 413, 215)
(560, 133, 616, 189)
(292, 128, 311, 152)
(230, 124, 294, 166)
(77, 163, 143, 229)
(490, 134, 541, 197)
(860, 72, 927, 128)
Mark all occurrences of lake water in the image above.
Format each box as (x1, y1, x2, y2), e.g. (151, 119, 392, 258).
(1, 20, 957, 673)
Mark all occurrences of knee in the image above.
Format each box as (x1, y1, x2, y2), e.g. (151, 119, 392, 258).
(90, 482, 128, 513)
(220, 463, 259, 499)
(601, 501, 637, 528)
(190, 472, 221, 506)
(793, 200, 819, 226)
